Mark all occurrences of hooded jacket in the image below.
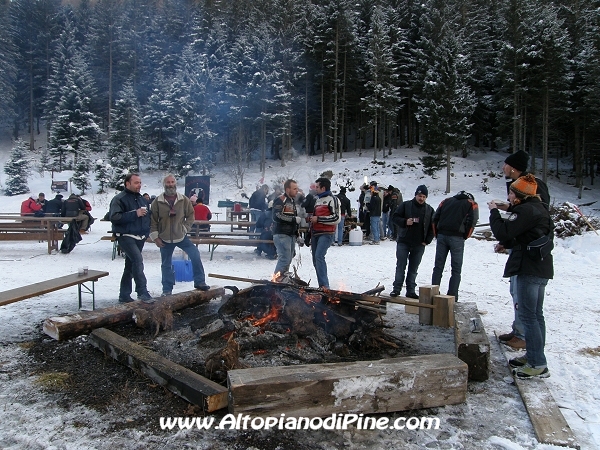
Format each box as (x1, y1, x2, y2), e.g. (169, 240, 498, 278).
(150, 192, 195, 243)
(433, 193, 479, 239)
(490, 197, 553, 279)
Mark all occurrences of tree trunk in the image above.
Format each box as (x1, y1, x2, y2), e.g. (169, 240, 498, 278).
(333, 25, 339, 162)
(542, 88, 549, 183)
(446, 147, 451, 194)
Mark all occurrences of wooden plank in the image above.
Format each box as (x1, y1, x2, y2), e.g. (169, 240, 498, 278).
(419, 285, 439, 325)
(228, 354, 468, 417)
(432, 294, 455, 328)
(454, 302, 490, 381)
(88, 328, 228, 412)
(43, 286, 225, 340)
(495, 333, 579, 448)
(0, 271, 109, 307)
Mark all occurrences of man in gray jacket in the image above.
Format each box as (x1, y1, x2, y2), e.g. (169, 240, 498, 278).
(150, 174, 209, 296)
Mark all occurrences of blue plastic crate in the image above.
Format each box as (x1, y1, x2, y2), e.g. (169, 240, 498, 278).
(173, 259, 193, 282)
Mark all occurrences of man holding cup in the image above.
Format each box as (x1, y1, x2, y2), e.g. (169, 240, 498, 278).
(389, 185, 434, 298)
(109, 173, 153, 303)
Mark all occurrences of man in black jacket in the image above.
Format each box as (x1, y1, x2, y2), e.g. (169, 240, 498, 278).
(109, 173, 152, 303)
(498, 150, 551, 350)
(249, 184, 269, 232)
(431, 191, 479, 301)
(390, 185, 434, 298)
(335, 187, 352, 246)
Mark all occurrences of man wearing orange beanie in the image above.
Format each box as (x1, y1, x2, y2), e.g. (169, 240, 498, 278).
(488, 174, 554, 379)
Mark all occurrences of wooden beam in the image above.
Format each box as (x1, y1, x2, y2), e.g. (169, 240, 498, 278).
(43, 287, 224, 340)
(419, 285, 439, 325)
(88, 328, 227, 413)
(454, 302, 490, 381)
(432, 294, 455, 328)
(228, 354, 468, 417)
(495, 330, 579, 448)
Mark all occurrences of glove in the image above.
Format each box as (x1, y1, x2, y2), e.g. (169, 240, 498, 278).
(295, 216, 302, 224)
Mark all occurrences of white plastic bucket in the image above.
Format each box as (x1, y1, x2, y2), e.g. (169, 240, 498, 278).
(349, 227, 362, 246)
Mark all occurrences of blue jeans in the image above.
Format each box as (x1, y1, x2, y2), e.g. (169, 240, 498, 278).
(370, 216, 381, 242)
(510, 275, 526, 339)
(431, 234, 465, 301)
(311, 233, 335, 288)
(117, 236, 149, 298)
(381, 212, 390, 238)
(336, 217, 345, 243)
(517, 275, 549, 367)
(159, 236, 206, 293)
(273, 234, 296, 275)
(393, 241, 426, 294)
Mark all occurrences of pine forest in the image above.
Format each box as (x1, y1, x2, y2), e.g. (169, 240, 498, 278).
(1, 0, 600, 191)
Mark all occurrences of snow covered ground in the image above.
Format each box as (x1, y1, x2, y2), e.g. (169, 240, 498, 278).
(0, 145, 599, 449)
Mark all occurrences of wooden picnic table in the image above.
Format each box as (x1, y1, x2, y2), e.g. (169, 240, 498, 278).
(0, 214, 68, 254)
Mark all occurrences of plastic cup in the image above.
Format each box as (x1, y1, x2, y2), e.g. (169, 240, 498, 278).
(83, 266, 88, 275)
(78, 267, 84, 276)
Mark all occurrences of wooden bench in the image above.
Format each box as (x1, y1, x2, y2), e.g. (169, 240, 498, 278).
(189, 237, 274, 260)
(0, 270, 109, 310)
(0, 215, 68, 254)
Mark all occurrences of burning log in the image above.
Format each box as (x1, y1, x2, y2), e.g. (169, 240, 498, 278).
(205, 335, 246, 383)
(43, 287, 224, 340)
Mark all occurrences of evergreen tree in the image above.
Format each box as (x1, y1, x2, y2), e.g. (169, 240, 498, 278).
(4, 138, 31, 195)
(72, 142, 92, 193)
(361, 6, 400, 161)
(48, 51, 101, 171)
(109, 78, 144, 182)
(94, 158, 112, 193)
(0, 0, 17, 126)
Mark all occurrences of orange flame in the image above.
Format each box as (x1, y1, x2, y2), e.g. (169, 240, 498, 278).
(252, 304, 282, 327)
(252, 349, 267, 355)
(271, 271, 281, 282)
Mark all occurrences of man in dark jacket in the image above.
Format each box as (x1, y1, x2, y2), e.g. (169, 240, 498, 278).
(431, 191, 479, 301)
(368, 187, 382, 244)
(272, 179, 300, 278)
(62, 194, 89, 233)
(335, 187, 352, 246)
(498, 150, 551, 350)
(44, 194, 64, 217)
(109, 173, 152, 303)
(249, 184, 269, 232)
(489, 174, 553, 379)
(390, 185, 434, 298)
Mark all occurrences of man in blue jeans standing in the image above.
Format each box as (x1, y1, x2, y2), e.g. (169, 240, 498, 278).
(150, 174, 209, 296)
(431, 191, 479, 301)
(390, 185, 434, 298)
(109, 173, 153, 303)
(272, 179, 300, 279)
(309, 178, 340, 289)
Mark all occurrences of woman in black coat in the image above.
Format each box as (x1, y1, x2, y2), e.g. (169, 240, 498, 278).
(488, 174, 554, 379)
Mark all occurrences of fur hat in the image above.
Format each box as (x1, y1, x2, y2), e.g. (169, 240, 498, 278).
(415, 185, 428, 197)
(510, 174, 538, 199)
(504, 150, 529, 172)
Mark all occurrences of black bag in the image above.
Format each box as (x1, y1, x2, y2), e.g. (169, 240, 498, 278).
(526, 234, 554, 260)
